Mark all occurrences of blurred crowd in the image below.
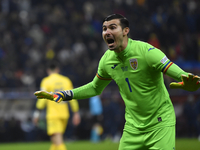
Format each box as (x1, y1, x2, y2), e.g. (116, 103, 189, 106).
(0, 0, 200, 142)
(0, 0, 200, 89)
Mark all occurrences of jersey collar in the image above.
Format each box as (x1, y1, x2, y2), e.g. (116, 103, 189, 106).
(115, 38, 131, 62)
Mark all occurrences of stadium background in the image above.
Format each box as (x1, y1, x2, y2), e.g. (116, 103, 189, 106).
(0, 0, 200, 145)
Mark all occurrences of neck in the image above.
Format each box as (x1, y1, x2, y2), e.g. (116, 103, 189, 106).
(114, 37, 129, 53)
(49, 72, 56, 75)
(48, 69, 59, 75)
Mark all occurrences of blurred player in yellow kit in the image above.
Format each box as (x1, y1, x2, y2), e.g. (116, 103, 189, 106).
(33, 61, 81, 150)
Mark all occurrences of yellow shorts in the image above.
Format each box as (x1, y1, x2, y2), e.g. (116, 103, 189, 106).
(47, 118, 68, 136)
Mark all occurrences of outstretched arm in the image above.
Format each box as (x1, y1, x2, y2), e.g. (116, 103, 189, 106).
(34, 75, 111, 102)
(165, 63, 200, 91)
(144, 43, 200, 92)
(72, 76, 111, 99)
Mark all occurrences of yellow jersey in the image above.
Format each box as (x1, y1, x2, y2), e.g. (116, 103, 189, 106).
(36, 73, 79, 119)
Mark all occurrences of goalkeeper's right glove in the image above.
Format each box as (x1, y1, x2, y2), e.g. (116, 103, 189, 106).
(34, 90, 73, 103)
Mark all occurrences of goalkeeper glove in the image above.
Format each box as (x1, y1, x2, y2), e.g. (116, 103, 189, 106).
(34, 90, 73, 103)
(170, 74, 200, 91)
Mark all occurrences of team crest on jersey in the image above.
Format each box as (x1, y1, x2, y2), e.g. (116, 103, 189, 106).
(129, 59, 138, 70)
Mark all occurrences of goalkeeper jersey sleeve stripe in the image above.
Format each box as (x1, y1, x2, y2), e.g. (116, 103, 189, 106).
(96, 73, 112, 80)
(162, 61, 173, 73)
(165, 63, 189, 81)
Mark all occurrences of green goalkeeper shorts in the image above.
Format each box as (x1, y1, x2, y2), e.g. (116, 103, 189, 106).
(118, 125, 175, 150)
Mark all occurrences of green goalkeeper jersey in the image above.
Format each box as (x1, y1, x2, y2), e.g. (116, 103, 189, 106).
(73, 38, 188, 133)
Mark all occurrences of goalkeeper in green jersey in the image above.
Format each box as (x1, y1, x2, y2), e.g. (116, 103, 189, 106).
(35, 14, 200, 150)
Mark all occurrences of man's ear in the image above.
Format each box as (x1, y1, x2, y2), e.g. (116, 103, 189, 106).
(123, 27, 130, 36)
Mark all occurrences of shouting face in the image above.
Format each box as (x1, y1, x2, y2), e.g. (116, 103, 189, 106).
(102, 19, 129, 53)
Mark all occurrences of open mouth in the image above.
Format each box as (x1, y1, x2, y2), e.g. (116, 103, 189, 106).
(107, 39, 114, 44)
(106, 38, 115, 49)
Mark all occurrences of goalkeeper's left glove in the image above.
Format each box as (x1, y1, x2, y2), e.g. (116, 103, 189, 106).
(34, 90, 73, 103)
(170, 73, 200, 91)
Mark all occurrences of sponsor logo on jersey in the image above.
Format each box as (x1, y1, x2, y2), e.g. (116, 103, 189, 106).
(161, 56, 168, 64)
(129, 59, 138, 70)
(111, 64, 118, 69)
(148, 47, 155, 51)
(121, 66, 128, 72)
(157, 117, 162, 122)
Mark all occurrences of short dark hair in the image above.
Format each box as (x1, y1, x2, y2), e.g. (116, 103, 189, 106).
(103, 14, 129, 29)
(47, 61, 59, 70)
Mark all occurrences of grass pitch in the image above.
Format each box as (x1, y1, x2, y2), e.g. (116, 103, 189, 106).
(0, 138, 199, 150)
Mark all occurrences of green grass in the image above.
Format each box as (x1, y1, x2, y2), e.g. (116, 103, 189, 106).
(0, 139, 199, 150)
(0, 140, 119, 150)
(176, 138, 200, 150)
